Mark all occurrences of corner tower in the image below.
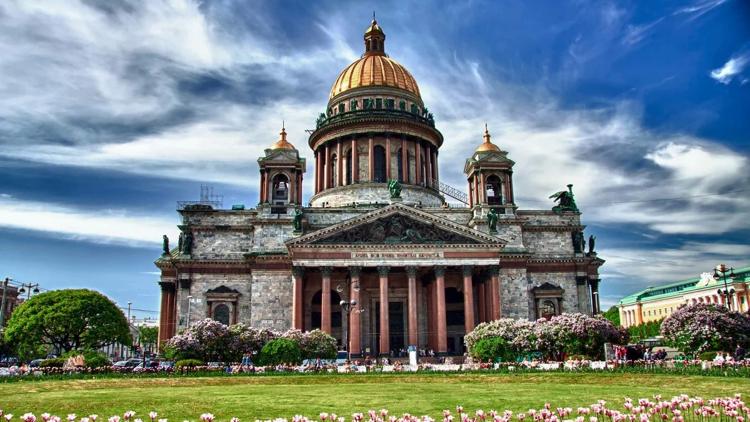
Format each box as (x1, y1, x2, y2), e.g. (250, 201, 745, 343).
(258, 125, 306, 213)
(308, 18, 444, 207)
(465, 125, 516, 214)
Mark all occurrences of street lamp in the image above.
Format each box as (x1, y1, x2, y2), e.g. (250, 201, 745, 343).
(18, 283, 40, 300)
(336, 276, 363, 360)
(713, 264, 736, 310)
(340, 299, 358, 362)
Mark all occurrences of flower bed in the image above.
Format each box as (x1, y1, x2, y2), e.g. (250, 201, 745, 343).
(2, 395, 747, 422)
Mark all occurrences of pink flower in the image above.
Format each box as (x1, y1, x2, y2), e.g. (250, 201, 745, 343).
(21, 413, 37, 422)
(67, 415, 76, 422)
(199, 414, 214, 422)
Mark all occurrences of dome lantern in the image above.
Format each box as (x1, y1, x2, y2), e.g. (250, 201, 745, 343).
(270, 123, 296, 150)
(364, 15, 386, 56)
(475, 123, 502, 153)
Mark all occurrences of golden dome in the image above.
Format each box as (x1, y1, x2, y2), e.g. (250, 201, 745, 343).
(270, 125, 296, 150)
(329, 19, 421, 100)
(475, 124, 502, 153)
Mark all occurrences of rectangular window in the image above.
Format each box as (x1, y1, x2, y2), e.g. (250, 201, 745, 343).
(399, 100, 406, 110)
(338, 103, 345, 113)
(376, 98, 382, 109)
(386, 99, 395, 109)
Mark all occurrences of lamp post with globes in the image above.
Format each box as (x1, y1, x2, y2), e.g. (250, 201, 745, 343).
(336, 275, 364, 361)
(18, 283, 40, 300)
(713, 264, 736, 310)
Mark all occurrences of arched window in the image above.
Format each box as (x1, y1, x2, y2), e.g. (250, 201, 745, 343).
(373, 145, 386, 182)
(486, 175, 503, 205)
(213, 304, 230, 325)
(540, 300, 556, 320)
(346, 149, 352, 185)
(272, 174, 289, 202)
(330, 154, 338, 187)
(396, 148, 404, 182)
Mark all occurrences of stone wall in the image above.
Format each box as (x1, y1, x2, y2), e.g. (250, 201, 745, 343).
(522, 231, 573, 254)
(310, 183, 443, 207)
(179, 273, 253, 328)
(250, 270, 294, 331)
(527, 272, 581, 314)
(499, 268, 530, 319)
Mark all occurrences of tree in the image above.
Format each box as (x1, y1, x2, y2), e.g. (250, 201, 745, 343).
(4, 289, 131, 358)
(138, 326, 159, 353)
(603, 306, 621, 327)
(661, 303, 750, 355)
(628, 319, 662, 341)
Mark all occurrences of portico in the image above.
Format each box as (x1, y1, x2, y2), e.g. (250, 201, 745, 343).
(286, 203, 505, 356)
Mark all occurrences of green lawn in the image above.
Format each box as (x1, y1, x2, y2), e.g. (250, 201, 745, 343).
(1, 373, 748, 420)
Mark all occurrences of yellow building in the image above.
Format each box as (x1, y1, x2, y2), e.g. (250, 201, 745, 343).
(619, 265, 750, 327)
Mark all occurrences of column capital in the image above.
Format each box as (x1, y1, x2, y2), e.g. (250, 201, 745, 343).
(488, 266, 500, 276)
(377, 266, 390, 276)
(292, 266, 305, 278)
(405, 266, 418, 278)
(321, 266, 333, 277)
(462, 265, 473, 277)
(434, 266, 446, 277)
(349, 266, 361, 278)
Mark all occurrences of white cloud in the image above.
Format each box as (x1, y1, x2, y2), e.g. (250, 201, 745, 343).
(710, 52, 750, 84)
(0, 196, 177, 247)
(622, 18, 664, 46)
(674, 0, 728, 20)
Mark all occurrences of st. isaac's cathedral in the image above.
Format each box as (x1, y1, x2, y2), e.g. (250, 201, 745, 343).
(156, 19, 604, 356)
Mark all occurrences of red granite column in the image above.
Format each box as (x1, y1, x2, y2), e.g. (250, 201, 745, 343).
(321, 267, 332, 333)
(415, 139, 422, 185)
(426, 281, 435, 350)
(315, 151, 321, 193)
(352, 138, 359, 183)
(435, 266, 447, 353)
(336, 139, 343, 187)
(406, 266, 418, 347)
(297, 172, 303, 204)
(368, 135, 374, 182)
(477, 282, 486, 322)
(323, 144, 330, 190)
(485, 275, 495, 321)
(378, 266, 390, 356)
(401, 137, 408, 182)
(491, 267, 501, 319)
(292, 267, 304, 330)
(158, 281, 173, 347)
(425, 145, 432, 187)
(385, 135, 391, 180)
(349, 267, 362, 356)
(462, 266, 475, 333)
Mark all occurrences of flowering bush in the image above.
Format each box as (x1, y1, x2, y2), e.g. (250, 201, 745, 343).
(465, 313, 626, 361)
(166, 320, 336, 364)
(661, 303, 750, 354)
(2, 394, 747, 422)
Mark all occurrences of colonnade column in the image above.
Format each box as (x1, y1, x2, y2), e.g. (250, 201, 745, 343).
(336, 140, 343, 187)
(462, 266, 475, 333)
(352, 138, 359, 183)
(378, 266, 390, 356)
(158, 281, 176, 347)
(323, 145, 330, 190)
(349, 266, 362, 357)
(385, 135, 392, 180)
(426, 280, 435, 350)
(491, 266, 501, 320)
(321, 267, 332, 334)
(368, 135, 374, 182)
(426, 145, 433, 187)
(292, 267, 304, 330)
(415, 139, 422, 185)
(401, 137, 408, 182)
(406, 266, 418, 347)
(435, 266, 447, 353)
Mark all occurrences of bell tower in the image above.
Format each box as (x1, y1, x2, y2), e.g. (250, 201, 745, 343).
(464, 124, 515, 213)
(258, 125, 306, 213)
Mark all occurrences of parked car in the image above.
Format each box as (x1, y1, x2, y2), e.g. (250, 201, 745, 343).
(29, 359, 44, 368)
(0, 357, 19, 367)
(158, 360, 175, 370)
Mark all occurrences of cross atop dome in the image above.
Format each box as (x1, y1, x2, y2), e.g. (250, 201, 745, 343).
(269, 123, 296, 150)
(364, 15, 386, 56)
(475, 123, 502, 153)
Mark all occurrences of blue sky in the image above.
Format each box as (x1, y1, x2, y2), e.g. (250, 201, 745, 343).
(1, 0, 748, 318)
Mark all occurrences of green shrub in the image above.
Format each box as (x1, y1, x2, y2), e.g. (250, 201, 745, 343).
(174, 358, 204, 368)
(84, 352, 112, 368)
(259, 338, 302, 366)
(699, 351, 718, 361)
(40, 357, 66, 368)
(472, 337, 513, 363)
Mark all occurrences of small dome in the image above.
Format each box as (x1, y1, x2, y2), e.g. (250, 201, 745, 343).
(328, 19, 421, 100)
(475, 124, 501, 153)
(269, 125, 296, 150)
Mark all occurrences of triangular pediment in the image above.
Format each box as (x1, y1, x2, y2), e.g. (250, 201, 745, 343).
(287, 203, 505, 247)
